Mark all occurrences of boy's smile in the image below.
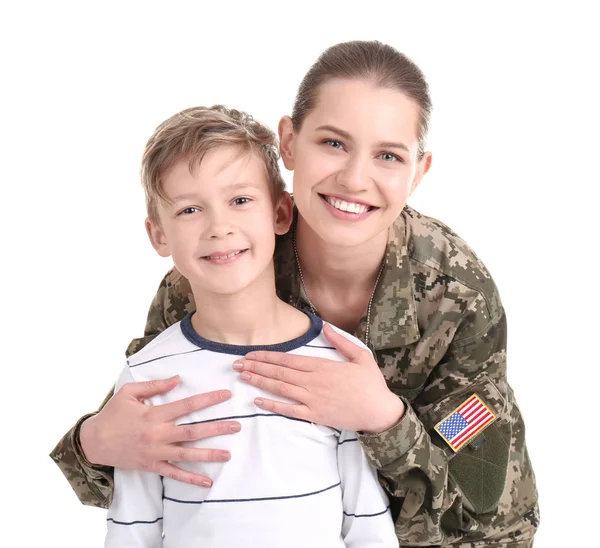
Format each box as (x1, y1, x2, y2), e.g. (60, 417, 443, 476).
(201, 248, 248, 264)
(146, 145, 291, 297)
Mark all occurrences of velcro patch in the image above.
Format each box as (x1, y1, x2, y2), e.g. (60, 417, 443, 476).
(434, 394, 496, 452)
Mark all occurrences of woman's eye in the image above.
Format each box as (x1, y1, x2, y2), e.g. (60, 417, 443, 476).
(233, 197, 251, 206)
(324, 139, 344, 150)
(379, 152, 401, 163)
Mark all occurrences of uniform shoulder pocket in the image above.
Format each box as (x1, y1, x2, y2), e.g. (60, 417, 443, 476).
(419, 375, 510, 515)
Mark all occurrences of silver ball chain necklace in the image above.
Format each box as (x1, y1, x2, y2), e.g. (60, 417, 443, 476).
(292, 222, 386, 347)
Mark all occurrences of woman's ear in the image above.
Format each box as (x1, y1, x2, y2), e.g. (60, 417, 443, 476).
(409, 151, 433, 196)
(274, 191, 294, 235)
(145, 217, 171, 258)
(278, 116, 296, 170)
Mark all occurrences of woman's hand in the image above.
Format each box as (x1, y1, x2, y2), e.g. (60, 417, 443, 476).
(233, 323, 405, 434)
(79, 376, 241, 487)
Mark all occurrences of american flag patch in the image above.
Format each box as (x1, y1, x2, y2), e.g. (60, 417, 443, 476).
(434, 394, 496, 452)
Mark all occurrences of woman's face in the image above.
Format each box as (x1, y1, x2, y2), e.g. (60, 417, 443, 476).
(280, 78, 431, 249)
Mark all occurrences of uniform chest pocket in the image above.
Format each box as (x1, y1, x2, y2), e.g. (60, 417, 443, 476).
(419, 375, 510, 515)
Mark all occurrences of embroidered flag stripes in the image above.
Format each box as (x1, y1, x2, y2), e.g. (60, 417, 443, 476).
(434, 394, 496, 452)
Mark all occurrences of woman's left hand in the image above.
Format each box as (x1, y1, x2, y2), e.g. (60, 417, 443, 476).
(232, 323, 405, 434)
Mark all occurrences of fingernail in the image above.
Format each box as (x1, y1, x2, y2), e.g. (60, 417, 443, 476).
(232, 361, 243, 371)
(245, 352, 256, 360)
(220, 390, 232, 399)
(241, 372, 251, 381)
(220, 451, 231, 461)
(202, 480, 212, 488)
(255, 398, 264, 406)
(229, 424, 241, 433)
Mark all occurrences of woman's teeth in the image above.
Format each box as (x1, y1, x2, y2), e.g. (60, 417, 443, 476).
(325, 196, 371, 214)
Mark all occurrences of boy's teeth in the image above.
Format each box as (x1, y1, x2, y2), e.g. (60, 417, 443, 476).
(325, 196, 370, 214)
(208, 250, 242, 259)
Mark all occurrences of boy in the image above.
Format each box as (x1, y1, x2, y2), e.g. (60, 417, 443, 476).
(105, 105, 398, 547)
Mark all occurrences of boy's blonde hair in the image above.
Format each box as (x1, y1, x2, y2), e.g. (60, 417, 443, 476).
(142, 105, 286, 223)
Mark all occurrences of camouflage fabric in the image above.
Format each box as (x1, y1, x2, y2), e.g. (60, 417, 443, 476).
(50, 205, 538, 545)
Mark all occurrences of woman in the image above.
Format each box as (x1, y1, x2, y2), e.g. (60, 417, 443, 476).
(51, 41, 538, 546)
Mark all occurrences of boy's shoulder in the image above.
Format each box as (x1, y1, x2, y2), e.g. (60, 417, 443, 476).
(301, 322, 369, 359)
(327, 324, 369, 352)
(127, 321, 192, 368)
(401, 205, 502, 319)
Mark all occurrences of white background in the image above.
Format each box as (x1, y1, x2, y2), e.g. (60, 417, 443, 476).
(1, 1, 598, 546)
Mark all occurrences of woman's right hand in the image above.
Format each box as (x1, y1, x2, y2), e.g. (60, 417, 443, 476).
(79, 375, 240, 487)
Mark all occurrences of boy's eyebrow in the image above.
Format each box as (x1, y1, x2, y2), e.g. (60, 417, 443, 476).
(315, 125, 409, 152)
(170, 192, 198, 203)
(222, 182, 262, 192)
(171, 183, 260, 203)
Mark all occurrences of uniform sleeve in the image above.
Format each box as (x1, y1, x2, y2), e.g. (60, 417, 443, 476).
(49, 388, 115, 508)
(358, 307, 537, 545)
(337, 430, 398, 547)
(49, 268, 194, 508)
(105, 367, 164, 548)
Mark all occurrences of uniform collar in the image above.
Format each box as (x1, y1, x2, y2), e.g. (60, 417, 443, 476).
(366, 209, 421, 351)
(275, 206, 421, 351)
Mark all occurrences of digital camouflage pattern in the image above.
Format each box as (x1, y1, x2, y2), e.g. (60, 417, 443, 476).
(50, 205, 539, 546)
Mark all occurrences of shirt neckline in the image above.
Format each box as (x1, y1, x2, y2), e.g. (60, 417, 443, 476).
(180, 309, 323, 355)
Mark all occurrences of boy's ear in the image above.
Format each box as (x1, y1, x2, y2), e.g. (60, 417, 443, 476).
(274, 191, 294, 235)
(409, 151, 433, 196)
(145, 217, 171, 258)
(278, 116, 295, 170)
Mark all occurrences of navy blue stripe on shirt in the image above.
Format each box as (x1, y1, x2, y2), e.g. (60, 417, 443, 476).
(304, 344, 336, 350)
(181, 311, 323, 354)
(338, 438, 359, 445)
(343, 506, 390, 518)
(180, 412, 313, 427)
(164, 481, 341, 505)
(107, 517, 163, 526)
(128, 348, 206, 369)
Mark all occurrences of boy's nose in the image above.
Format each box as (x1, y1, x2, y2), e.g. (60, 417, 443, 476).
(205, 212, 234, 239)
(207, 224, 234, 239)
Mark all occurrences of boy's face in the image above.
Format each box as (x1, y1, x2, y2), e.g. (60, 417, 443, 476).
(147, 146, 292, 297)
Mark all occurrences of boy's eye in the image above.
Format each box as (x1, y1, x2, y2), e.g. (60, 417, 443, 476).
(378, 152, 402, 163)
(324, 139, 344, 150)
(232, 197, 251, 206)
(179, 207, 200, 215)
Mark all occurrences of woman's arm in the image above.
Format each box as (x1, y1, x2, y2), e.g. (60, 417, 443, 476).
(50, 388, 116, 508)
(49, 272, 179, 507)
(358, 309, 540, 544)
(49, 269, 241, 508)
(233, 306, 538, 545)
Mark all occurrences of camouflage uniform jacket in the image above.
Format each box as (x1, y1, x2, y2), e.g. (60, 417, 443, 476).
(50, 205, 539, 547)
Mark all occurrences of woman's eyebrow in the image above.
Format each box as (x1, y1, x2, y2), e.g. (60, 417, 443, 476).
(316, 125, 408, 152)
(316, 125, 353, 141)
(376, 140, 409, 152)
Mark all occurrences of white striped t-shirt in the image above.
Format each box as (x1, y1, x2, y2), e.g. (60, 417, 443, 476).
(105, 312, 398, 548)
